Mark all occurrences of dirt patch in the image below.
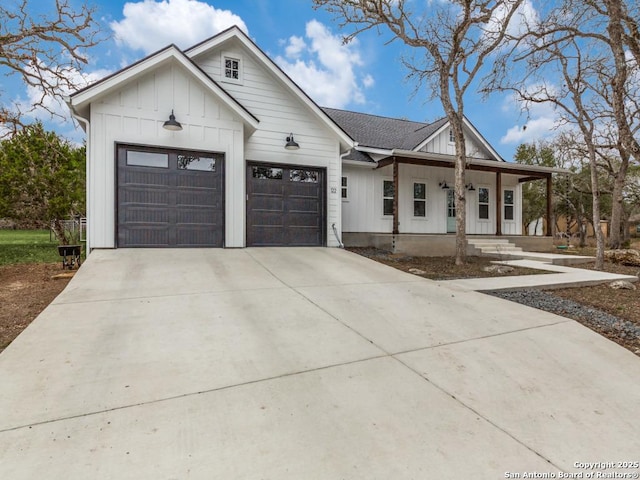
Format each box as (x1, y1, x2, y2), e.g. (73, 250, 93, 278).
(0, 263, 72, 353)
(348, 247, 550, 280)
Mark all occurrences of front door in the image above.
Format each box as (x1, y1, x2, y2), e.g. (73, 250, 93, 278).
(446, 189, 456, 233)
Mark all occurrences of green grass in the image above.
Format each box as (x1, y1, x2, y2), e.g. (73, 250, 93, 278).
(0, 229, 79, 266)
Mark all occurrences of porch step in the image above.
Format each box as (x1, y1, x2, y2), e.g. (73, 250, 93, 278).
(467, 238, 523, 258)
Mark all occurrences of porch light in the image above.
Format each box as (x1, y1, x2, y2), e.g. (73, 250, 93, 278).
(285, 133, 300, 150)
(163, 110, 182, 131)
(466, 183, 476, 191)
(439, 181, 450, 189)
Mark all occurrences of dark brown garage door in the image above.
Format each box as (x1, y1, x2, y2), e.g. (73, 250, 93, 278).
(117, 145, 224, 247)
(247, 163, 325, 246)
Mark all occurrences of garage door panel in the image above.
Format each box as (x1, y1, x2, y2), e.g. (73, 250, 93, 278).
(249, 226, 286, 246)
(288, 227, 321, 245)
(175, 207, 221, 225)
(176, 190, 220, 207)
(117, 146, 224, 248)
(175, 226, 222, 247)
(247, 163, 324, 247)
(123, 169, 171, 187)
(120, 206, 170, 224)
(121, 226, 170, 247)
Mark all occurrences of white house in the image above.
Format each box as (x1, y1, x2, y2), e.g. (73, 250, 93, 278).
(68, 26, 560, 254)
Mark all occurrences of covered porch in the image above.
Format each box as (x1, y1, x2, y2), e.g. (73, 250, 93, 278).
(379, 149, 561, 238)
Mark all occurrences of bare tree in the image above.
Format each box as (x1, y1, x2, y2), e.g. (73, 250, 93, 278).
(486, 0, 640, 267)
(0, 0, 102, 134)
(313, 0, 525, 265)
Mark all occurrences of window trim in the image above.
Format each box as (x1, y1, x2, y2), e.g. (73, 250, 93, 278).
(448, 128, 455, 144)
(478, 186, 490, 221)
(412, 180, 427, 219)
(503, 188, 515, 222)
(341, 176, 348, 201)
(382, 178, 394, 217)
(221, 52, 243, 84)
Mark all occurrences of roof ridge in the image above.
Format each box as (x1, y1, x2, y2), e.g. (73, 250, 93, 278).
(322, 106, 446, 129)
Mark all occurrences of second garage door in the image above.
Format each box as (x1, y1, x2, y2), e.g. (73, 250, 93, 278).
(247, 163, 325, 246)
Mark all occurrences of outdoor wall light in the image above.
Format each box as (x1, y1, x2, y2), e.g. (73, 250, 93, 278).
(163, 110, 183, 131)
(284, 133, 300, 150)
(466, 183, 476, 191)
(439, 181, 450, 190)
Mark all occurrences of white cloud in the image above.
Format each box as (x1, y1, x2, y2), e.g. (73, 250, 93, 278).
(275, 20, 373, 108)
(499, 89, 561, 144)
(110, 0, 248, 54)
(285, 36, 306, 59)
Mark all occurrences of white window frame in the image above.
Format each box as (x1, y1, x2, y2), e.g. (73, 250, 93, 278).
(503, 188, 515, 222)
(341, 176, 348, 201)
(221, 52, 243, 84)
(478, 186, 490, 221)
(412, 180, 427, 219)
(448, 128, 455, 144)
(382, 178, 394, 217)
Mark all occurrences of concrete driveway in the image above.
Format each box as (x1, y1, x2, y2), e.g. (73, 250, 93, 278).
(1, 248, 639, 479)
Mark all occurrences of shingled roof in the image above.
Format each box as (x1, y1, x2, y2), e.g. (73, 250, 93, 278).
(322, 107, 448, 151)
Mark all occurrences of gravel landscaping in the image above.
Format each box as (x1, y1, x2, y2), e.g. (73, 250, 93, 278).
(487, 289, 640, 354)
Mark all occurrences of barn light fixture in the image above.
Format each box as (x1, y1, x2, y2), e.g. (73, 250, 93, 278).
(284, 133, 300, 150)
(163, 110, 183, 131)
(466, 183, 476, 191)
(439, 181, 450, 190)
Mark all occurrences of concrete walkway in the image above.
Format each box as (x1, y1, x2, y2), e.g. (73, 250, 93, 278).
(1, 248, 639, 479)
(443, 258, 639, 291)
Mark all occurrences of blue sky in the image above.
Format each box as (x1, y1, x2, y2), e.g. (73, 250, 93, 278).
(8, 0, 560, 160)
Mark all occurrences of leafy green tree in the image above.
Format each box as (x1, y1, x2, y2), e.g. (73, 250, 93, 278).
(0, 122, 85, 242)
(514, 142, 557, 236)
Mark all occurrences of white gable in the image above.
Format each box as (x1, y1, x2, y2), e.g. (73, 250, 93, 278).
(416, 120, 503, 161)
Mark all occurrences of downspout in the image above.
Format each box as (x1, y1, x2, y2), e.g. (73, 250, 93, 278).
(66, 98, 91, 253)
(332, 149, 353, 249)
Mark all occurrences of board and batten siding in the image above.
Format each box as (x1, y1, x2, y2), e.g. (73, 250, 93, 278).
(342, 164, 522, 235)
(420, 127, 495, 160)
(87, 60, 246, 249)
(193, 42, 343, 246)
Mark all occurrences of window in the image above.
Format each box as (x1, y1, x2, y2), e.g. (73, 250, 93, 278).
(177, 155, 216, 172)
(504, 189, 514, 221)
(252, 166, 282, 179)
(126, 151, 168, 168)
(478, 187, 490, 220)
(449, 129, 455, 143)
(290, 169, 318, 183)
(224, 56, 240, 81)
(413, 182, 426, 217)
(341, 176, 348, 199)
(383, 180, 394, 216)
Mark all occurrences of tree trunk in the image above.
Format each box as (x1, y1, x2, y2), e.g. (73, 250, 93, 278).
(608, 156, 629, 249)
(588, 150, 605, 270)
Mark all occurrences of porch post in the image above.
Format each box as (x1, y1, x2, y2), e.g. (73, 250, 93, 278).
(393, 158, 399, 235)
(546, 174, 553, 237)
(496, 171, 502, 236)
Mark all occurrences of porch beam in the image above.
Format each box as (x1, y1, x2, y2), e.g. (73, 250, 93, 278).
(546, 174, 553, 237)
(496, 171, 502, 236)
(393, 158, 399, 235)
(376, 158, 395, 169)
(390, 156, 550, 178)
(518, 176, 544, 183)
